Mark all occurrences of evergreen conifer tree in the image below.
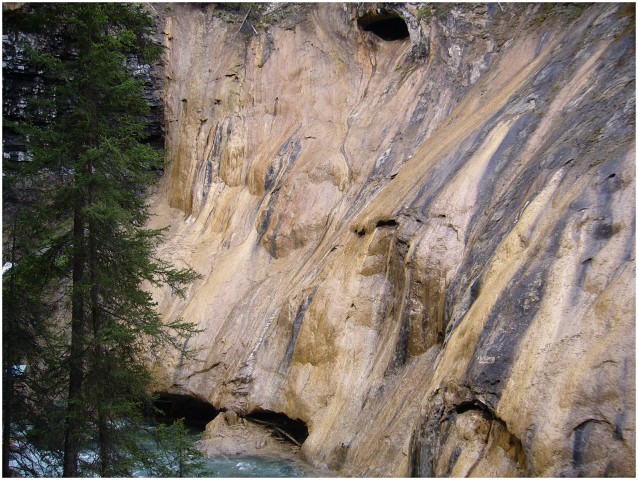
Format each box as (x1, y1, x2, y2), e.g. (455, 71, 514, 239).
(3, 4, 201, 476)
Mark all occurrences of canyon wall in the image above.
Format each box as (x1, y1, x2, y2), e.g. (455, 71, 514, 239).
(146, 3, 635, 476)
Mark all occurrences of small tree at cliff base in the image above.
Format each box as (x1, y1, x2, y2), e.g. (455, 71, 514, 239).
(3, 3, 201, 477)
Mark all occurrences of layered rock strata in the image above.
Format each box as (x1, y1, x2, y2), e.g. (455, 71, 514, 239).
(146, 3, 635, 476)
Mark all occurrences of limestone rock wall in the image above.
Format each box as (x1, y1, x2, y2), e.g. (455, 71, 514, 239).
(146, 3, 635, 476)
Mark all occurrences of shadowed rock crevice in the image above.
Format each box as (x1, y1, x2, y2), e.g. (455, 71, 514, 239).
(153, 392, 219, 429)
(375, 218, 398, 228)
(358, 13, 410, 41)
(246, 409, 309, 446)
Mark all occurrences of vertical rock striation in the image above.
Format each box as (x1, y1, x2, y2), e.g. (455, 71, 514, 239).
(146, 3, 635, 476)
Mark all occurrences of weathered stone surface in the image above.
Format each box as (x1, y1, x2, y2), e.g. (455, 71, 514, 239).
(146, 3, 635, 476)
(201, 415, 298, 458)
(224, 409, 241, 427)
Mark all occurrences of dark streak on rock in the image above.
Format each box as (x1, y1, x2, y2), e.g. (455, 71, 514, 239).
(280, 289, 317, 373)
(255, 133, 304, 257)
(201, 160, 213, 204)
(264, 163, 277, 191)
(444, 445, 463, 477)
(463, 211, 566, 410)
(573, 419, 598, 468)
(469, 111, 540, 230)
(386, 308, 410, 374)
(409, 391, 526, 477)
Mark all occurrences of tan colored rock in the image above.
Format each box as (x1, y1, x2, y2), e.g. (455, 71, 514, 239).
(201, 415, 299, 459)
(147, 3, 635, 477)
(224, 410, 241, 427)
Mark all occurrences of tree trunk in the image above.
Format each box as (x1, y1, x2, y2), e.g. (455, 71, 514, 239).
(2, 213, 19, 477)
(3, 367, 14, 477)
(63, 203, 86, 478)
(89, 214, 111, 477)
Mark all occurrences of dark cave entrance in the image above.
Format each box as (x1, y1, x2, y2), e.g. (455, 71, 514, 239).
(153, 393, 220, 430)
(359, 14, 410, 41)
(246, 410, 309, 446)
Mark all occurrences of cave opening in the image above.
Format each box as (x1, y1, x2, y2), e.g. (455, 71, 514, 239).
(246, 410, 309, 446)
(153, 393, 220, 430)
(359, 14, 410, 41)
(376, 218, 398, 228)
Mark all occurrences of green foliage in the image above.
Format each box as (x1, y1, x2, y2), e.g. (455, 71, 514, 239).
(533, 3, 591, 25)
(3, 3, 202, 477)
(420, 3, 484, 23)
(562, 3, 588, 21)
(417, 6, 433, 23)
(435, 3, 455, 22)
(212, 3, 253, 24)
(147, 420, 206, 477)
(212, 3, 306, 32)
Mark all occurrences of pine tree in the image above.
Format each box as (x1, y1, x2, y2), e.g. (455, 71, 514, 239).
(3, 4, 200, 476)
(2, 201, 68, 477)
(149, 419, 206, 477)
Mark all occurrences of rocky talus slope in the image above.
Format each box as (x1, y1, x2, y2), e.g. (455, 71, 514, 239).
(145, 3, 635, 476)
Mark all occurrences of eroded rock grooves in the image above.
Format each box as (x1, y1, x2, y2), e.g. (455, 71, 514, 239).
(145, 3, 635, 477)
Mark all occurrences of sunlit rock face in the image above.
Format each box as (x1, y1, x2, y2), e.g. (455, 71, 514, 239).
(146, 3, 635, 476)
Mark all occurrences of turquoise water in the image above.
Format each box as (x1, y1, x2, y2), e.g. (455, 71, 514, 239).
(192, 455, 321, 477)
(9, 422, 322, 477)
(178, 422, 322, 478)
(9, 448, 319, 478)
(174, 421, 323, 478)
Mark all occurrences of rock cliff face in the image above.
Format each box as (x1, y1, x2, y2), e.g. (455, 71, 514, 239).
(146, 3, 635, 476)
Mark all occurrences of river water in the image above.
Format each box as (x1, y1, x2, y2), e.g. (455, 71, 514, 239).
(183, 425, 323, 477)
(10, 423, 323, 477)
(10, 447, 320, 478)
(189, 454, 322, 477)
